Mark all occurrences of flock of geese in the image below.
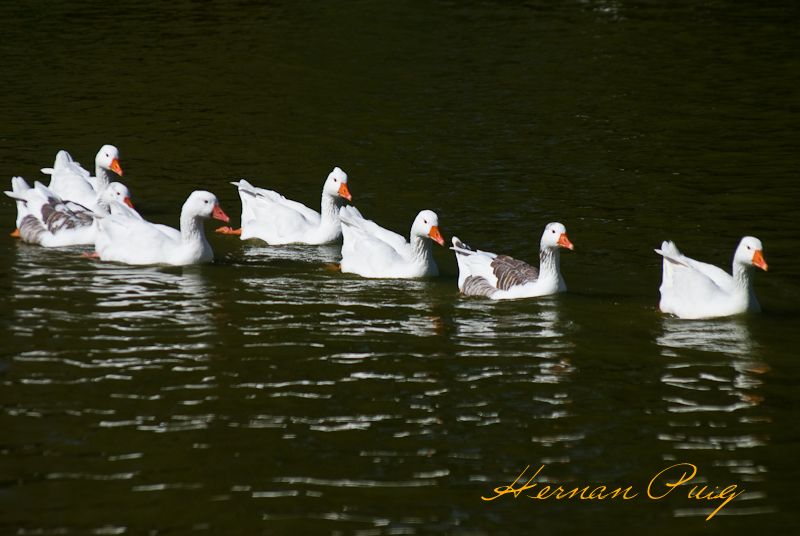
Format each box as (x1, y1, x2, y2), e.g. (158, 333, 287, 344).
(5, 145, 769, 320)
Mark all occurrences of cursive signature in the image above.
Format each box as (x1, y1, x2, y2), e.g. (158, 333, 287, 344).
(482, 463, 744, 521)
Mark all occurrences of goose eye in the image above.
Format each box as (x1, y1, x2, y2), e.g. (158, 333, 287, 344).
(747, 246, 751, 250)
(204, 200, 209, 204)
(552, 230, 556, 233)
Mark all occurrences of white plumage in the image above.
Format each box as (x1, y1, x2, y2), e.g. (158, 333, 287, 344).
(94, 191, 229, 266)
(5, 177, 133, 247)
(219, 167, 352, 245)
(339, 206, 445, 278)
(655, 237, 767, 319)
(42, 145, 123, 211)
(452, 222, 574, 300)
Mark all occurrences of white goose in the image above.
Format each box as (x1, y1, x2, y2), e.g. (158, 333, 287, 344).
(655, 237, 768, 319)
(339, 206, 445, 278)
(451, 222, 574, 300)
(43, 145, 123, 211)
(217, 167, 352, 245)
(94, 190, 229, 266)
(4, 177, 134, 247)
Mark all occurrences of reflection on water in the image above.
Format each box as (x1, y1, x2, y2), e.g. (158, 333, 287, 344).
(655, 317, 774, 518)
(453, 299, 580, 460)
(240, 242, 342, 265)
(2, 227, 785, 530)
(8, 246, 220, 437)
(2, 240, 786, 530)
(2, 0, 797, 530)
(11, 249, 217, 351)
(454, 298, 575, 373)
(657, 317, 756, 357)
(656, 317, 767, 414)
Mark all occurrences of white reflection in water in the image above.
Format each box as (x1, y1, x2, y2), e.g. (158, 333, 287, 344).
(87, 264, 216, 329)
(454, 298, 575, 362)
(656, 317, 756, 357)
(9, 250, 220, 419)
(655, 317, 772, 517)
(82, 266, 219, 370)
(453, 298, 576, 386)
(241, 242, 342, 265)
(236, 270, 445, 339)
(453, 298, 578, 456)
(656, 317, 766, 413)
(10, 249, 217, 342)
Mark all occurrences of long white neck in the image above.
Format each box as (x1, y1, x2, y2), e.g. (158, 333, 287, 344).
(733, 261, 756, 298)
(538, 245, 562, 283)
(94, 195, 111, 214)
(320, 193, 341, 227)
(733, 261, 761, 312)
(94, 163, 113, 192)
(180, 211, 208, 244)
(410, 234, 434, 264)
(93, 182, 112, 214)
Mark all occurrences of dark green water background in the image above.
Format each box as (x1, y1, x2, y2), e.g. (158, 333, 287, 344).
(2, 1, 799, 534)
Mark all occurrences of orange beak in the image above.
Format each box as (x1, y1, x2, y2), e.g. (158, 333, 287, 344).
(212, 204, 230, 223)
(752, 249, 768, 271)
(338, 182, 352, 201)
(123, 197, 135, 209)
(428, 225, 445, 246)
(109, 158, 123, 176)
(557, 233, 574, 250)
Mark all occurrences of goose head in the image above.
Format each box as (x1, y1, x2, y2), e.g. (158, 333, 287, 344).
(412, 210, 445, 246)
(541, 222, 574, 250)
(100, 182, 135, 208)
(323, 166, 352, 201)
(95, 144, 123, 176)
(184, 190, 230, 222)
(735, 236, 767, 271)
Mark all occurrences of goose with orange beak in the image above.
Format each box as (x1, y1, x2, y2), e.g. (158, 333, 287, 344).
(218, 166, 353, 245)
(41, 144, 124, 212)
(655, 236, 768, 319)
(3, 178, 137, 247)
(452, 222, 574, 300)
(339, 206, 445, 278)
(93, 190, 228, 266)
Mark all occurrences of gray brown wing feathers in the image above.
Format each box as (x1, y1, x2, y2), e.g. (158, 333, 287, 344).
(40, 196, 93, 233)
(462, 275, 498, 297)
(19, 214, 46, 244)
(491, 255, 539, 291)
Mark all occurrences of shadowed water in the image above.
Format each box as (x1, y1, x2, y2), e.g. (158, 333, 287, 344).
(1, 1, 799, 534)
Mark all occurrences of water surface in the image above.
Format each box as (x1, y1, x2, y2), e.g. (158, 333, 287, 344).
(2, 1, 799, 534)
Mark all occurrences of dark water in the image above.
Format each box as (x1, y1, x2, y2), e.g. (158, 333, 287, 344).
(2, 1, 799, 533)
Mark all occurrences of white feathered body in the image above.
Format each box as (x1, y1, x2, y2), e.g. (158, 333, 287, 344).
(94, 191, 224, 266)
(233, 179, 342, 245)
(339, 206, 438, 278)
(5, 178, 98, 247)
(96, 215, 211, 265)
(45, 151, 102, 211)
(656, 240, 760, 319)
(452, 238, 565, 300)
